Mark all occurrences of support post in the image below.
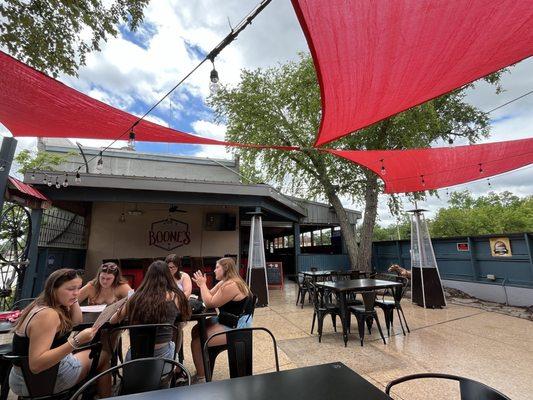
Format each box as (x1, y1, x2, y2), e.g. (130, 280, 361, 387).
(293, 222, 301, 274)
(0, 137, 17, 212)
(21, 208, 43, 298)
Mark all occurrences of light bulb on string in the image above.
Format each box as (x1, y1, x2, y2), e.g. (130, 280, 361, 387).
(128, 129, 136, 150)
(478, 163, 484, 174)
(209, 61, 220, 94)
(75, 170, 81, 183)
(380, 159, 386, 176)
(0, 164, 5, 172)
(55, 177, 60, 189)
(63, 174, 69, 188)
(96, 152, 103, 172)
(31, 171, 35, 180)
(47, 178, 53, 187)
(43, 176, 48, 185)
(487, 178, 491, 187)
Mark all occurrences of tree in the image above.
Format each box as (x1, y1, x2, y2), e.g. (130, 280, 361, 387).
(431, 190, 533, 237)
(209, 54, 501, 272)
(15, 149, 75, 175)
(0, 0, 149, 77)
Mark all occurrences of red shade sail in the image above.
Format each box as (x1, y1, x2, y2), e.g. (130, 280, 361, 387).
(0, 51, 225, 145)
(292, 0, 533, 146)
(328, 138, 533, 193)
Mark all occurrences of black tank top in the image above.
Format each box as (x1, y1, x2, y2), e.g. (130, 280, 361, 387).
(219, 297, 249, 316)
(12, 308, 70, 357)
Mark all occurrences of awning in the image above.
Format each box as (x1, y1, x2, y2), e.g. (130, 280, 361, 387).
(0, 51, 225, 146)
(328, 138, 533, 193)
(292, 0, 533, 146)
(7, 176, 49, 201)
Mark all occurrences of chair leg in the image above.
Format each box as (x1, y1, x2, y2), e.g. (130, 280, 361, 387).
(366, 316, 373, 334)
(0, 361, 11, 400)
(373, 314, 387, 345)
(311, 312, 316, 334)
(356, 314, 365, 346)
(296, 289, 301, 305)
(399, 305, 410, 333)
(331, 313, 337, 332)
(317, 314, 324, 343)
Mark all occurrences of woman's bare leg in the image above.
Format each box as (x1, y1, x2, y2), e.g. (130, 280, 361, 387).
(191, 322, 228, 378)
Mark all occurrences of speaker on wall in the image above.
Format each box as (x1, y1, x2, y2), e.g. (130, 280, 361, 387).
(205, 213, 236, 231)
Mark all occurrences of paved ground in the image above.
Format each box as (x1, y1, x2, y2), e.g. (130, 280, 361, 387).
(3, 282, 531, 399)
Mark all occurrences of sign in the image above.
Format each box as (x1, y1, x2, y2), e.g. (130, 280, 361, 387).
(148, 218, 191, 251)
(456, 242, 469, 252)
(489, 237, 512, 257)
(266, 261, 283, 289)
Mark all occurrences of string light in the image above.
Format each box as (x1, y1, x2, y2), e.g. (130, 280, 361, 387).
(31, 171, 35, 180)
(96, 152, 103, 172)
(128, 129, 136, 150)
(487, 178, 491, 187)
(62, 174, 69, 188)
(478, 163, 484, 174)
(0, 164, 5, 172)
(380, 159, 386, 175)
(55, 177, 60, 189)
(43, 176, 48, 185)
(209, 61, 220, 94)
(47, 177, 52, 187)
(75, 169, 81, 183)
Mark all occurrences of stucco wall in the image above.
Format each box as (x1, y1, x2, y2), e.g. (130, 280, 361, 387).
(85, 202, 239, 275)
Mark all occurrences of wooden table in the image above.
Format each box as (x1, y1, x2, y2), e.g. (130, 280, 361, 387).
(109, 362, 392, 400)
(317, 279, 403, 346)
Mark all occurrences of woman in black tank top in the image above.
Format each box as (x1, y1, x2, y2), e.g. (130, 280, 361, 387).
(9, 269, 108, 396)
(190, 257, 252, 382)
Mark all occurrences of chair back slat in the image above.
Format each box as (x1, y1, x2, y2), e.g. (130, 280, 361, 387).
(121, 358, 166, 395)
(459, 379, 509, 400)
(19, 357, 59, 398)
(361, 291, 377, 311)
(226, 330, 253, 378)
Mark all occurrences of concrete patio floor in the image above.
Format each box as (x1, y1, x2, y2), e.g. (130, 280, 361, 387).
(179, 281, 532, 400)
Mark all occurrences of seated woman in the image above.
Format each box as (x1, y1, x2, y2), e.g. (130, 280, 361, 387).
(190, 257, 253, 383)
(165, 254, 192, 298)
(78, 262, 132, 305)
(111, 260, 191, 363)
(9, 269, 105, 396)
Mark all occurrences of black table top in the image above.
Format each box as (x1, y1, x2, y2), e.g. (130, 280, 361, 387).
(109, 362, 392, 400)
(303, 270, 332, 276)
(317, 279, 402, 292)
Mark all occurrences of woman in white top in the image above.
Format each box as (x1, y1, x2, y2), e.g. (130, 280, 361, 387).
(165, 254, 192, 298)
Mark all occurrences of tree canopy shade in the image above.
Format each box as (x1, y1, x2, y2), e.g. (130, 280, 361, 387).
(0, 51, 224, 146)
(329, 138, 533, 193)
(291, 0, 533, 146)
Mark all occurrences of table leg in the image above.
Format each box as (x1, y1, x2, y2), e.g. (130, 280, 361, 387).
(339, 293, 349, 347)
(198, 317, 209, 377)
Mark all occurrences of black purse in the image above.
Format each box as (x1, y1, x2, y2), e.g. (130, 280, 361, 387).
(188, 298, 206, 314)
(218, 311, 240, 328)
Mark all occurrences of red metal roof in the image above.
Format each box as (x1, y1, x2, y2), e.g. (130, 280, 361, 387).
(7, 176, 50, 201)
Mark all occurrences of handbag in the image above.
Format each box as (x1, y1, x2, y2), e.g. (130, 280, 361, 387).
(218, 311, 240, 328)
(188, 298, 206, 314)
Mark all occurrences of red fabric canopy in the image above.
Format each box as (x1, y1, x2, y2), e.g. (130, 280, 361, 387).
(0, 51, 225, 145)
(292, 0, 533, 146)
(328, 138, 533, 193)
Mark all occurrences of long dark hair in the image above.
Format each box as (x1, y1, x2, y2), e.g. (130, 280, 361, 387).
(127, 261, 191, 324)
(164, 254, 182, 280)
(90, 262, 127, 301)
(14, 269, 82, 334)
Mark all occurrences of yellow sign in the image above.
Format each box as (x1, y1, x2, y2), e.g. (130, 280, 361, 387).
(489, 237, 512, 257)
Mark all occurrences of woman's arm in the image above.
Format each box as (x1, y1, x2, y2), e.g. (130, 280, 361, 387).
(78, 282, 94, 304)
(109, 300, 128, 325)
(115, 282, 133, 300)
(192, 272, 241, 309)
(69, 300, 83, 325)
(27, 309, 95, 373)
(180, 272, 193, 298)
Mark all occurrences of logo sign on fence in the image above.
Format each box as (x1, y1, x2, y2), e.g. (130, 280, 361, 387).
(148, 218, 191, 251)
(489, 237, 512, 257)
(456, 242, 469, 252)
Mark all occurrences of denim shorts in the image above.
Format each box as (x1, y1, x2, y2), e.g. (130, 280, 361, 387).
(125, 341, 176, 374)
(9, 353, 82, 396)
(211, 314, 253, 330)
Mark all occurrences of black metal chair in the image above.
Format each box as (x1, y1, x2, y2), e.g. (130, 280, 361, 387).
(2, 341, 102, 400)
(10, 298, 36, 311)
(296, 273, 310, 308)
(375, 276, 410, 336)
(68, 357, 191, 400)
(385, 373, 511, 399)
(348, 291, 386, 346)
(308, 282, 341, 342)
(202, 327, 279, 382)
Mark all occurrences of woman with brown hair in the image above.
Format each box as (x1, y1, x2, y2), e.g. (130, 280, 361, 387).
(9, 269, 104, 396)
(79, 262, 132, 305)
(165, 254, 192, 298)
(190, 257, 253, 383)
(111, 260, 191, 363)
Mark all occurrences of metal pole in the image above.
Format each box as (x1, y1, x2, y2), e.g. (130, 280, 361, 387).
(0, 137, 18, 212)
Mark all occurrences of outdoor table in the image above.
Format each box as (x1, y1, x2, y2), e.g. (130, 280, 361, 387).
(108, 361, 392, 400)
(303, 270, 332, 283)
(0, 311, 101, 334)
(317, 279, 403, 346)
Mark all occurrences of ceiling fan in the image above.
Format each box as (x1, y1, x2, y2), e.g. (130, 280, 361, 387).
(168, 205, 187, 213)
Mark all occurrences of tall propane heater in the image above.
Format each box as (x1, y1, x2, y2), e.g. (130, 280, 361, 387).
(408, 206, 446, 308)
(246, 211, 269, 307)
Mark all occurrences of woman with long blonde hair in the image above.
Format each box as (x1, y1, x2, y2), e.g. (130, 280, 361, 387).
(190, 257, 253, 383)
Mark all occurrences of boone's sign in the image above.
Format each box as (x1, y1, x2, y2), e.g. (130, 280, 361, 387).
(148, 218, 191, 251)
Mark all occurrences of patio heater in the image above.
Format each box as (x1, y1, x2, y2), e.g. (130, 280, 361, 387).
(246, 211, 269, 307)
(408, 207, 446, 308)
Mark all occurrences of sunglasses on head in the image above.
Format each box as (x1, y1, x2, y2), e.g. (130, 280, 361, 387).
(101, 264, 118, 273)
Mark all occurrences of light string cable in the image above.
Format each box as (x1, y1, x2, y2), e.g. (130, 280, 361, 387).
(69, 0, 273, 177)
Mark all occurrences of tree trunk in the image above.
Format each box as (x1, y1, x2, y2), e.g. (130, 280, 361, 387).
(326, 192, 359, 270)
(356, 171, 379, 273)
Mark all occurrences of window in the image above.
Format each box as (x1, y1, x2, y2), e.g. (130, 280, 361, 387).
(302, 232, 312, 247)
(321, 228, 332, 245)
(313, 230, 322, 246)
